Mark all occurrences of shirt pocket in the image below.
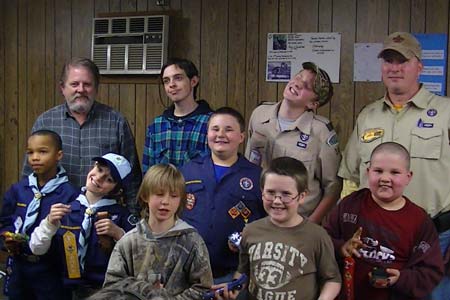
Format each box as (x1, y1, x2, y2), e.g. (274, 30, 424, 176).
(410, 127, 443, 159)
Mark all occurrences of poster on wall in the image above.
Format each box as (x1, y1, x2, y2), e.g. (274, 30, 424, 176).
(415, 33, 448, 96)
(353, 43, 383, 82)
(266, 32, 341, 83)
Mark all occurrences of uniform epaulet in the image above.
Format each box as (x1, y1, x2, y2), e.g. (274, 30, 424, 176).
(258, 101, 277, 106)
(313, 115, 334, 131)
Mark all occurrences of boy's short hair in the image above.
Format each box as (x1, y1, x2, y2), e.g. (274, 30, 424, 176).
(160, 58, 199, 98)
(370, 142, 411, 170)
(260, 157, 308, 194)
(30, 129, 63, 151)
(137, 164, 187, 219)
(209, 106, 246, 132)
(60, 57, 100, 89)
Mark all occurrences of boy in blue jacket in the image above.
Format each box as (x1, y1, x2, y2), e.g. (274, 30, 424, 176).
(0, 130, 79, 300)
(180, 107, 266, 284)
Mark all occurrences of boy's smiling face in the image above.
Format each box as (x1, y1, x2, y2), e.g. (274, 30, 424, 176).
(85, 162, 117, 197)
(262, 173, 305, 227)
(207, 113, 244, 161)
(282, 69, 318, 110)
(367, 151, 412, 207)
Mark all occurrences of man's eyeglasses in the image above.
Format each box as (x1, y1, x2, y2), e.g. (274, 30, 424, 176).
(262, 191, 300, 204)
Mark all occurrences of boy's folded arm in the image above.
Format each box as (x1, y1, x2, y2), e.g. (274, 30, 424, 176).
(390, 218, 444, 298)
(29, 216, 60, 255)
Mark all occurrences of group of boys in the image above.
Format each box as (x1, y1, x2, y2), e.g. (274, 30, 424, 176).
(0, 30, 448, 300)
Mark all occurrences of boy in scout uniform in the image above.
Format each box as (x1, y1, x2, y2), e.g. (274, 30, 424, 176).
(180, 107, 266, 286)
(245, 62, 341, 224)
(339, 32, 450, 299)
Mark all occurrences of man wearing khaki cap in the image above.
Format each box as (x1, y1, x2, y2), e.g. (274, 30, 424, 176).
(339, 32, 450, 299)
(245, 62, 342, 224)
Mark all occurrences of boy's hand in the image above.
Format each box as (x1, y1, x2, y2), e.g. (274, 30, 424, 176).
(227, 240, 239, 253)
(369, 268, 400, 288)
(211, 283, 239, 300)
(340, 227, 363, 258)
(48, 203, 71, 225)
(1, 232, 27, 255)
(95, 219, 124, 241)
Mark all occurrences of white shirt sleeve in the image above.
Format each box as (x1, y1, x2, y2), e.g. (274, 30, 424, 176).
(29, 217, 59, 255)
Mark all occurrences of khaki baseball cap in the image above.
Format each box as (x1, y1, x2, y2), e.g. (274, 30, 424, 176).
(378, 32, 422, 60)
(302, 62, 333, 107)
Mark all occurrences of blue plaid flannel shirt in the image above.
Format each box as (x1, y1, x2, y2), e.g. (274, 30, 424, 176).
(142, 100, 213, 172)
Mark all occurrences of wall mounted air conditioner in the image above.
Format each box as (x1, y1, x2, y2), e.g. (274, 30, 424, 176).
(91, 15, 169, 74)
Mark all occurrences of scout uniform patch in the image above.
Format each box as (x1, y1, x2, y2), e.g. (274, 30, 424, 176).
(14, 217, 23, 233)
(228, 206, 240, 219)
(427, 109, 437, 117)
(240, 178, 253, 191)
(185, 193, 196, 210)
(327, 133, 339, 147)
(300, 132, 310, 142)
(249, 150, 262, 166)
(361, 128, 384, 143)
(228, 201, 252, 222)
(417, 118, 434, 128)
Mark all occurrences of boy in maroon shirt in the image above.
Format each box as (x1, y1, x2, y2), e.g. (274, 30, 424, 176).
(324, 142, 444, 300)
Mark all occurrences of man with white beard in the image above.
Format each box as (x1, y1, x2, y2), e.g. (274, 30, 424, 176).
(23, 57, 142, 216)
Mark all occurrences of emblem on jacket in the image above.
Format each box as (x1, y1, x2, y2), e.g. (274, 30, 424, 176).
(240, 178, 254, 191)
(185, 193, 196, 210)
(360, 128, 384, 143)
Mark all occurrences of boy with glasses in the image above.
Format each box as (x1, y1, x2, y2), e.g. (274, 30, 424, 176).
(217, 156, 341, 300)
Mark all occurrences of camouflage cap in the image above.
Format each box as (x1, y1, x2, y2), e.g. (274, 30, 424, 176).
(378, 32, 422, 60)
(302, 62, 333, 107)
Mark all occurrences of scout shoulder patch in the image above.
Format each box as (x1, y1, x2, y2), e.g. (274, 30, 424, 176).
(360, 128, 384, 143)
(185, 193, 196, 210)
(327, 132, 339, 147)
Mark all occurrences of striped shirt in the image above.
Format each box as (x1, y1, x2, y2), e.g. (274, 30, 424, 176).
(23, 102, 142, 215)
(142, 100, 212, 172)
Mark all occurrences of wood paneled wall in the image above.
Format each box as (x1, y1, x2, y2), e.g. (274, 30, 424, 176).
(0, 0, 449, 196)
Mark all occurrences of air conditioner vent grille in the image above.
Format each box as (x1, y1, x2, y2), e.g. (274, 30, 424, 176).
(110, 46, 126, 69)
(146, 45, 163, 69)
(112, 18, 126, 33)
(92, 46, 108, 69)
(128, 45, 144, 70)
(95, 19, 109, 34)
(148, 17, 164, 32)
(130, 18, 145, 33)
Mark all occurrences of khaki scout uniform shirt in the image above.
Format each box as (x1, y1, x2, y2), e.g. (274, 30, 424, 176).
(245, 102, 341, 216)
(339, 87, 450, 217)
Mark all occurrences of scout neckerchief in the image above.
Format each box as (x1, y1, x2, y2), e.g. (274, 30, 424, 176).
(22, 167, 68, 234)
(76, 193, 116, 271)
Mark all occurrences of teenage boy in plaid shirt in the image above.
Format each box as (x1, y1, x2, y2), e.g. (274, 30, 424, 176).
(142, 58, 213, 172)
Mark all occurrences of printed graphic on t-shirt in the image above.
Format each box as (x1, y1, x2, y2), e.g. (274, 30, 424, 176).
(359, 236, 395, 263)
(248, 241, 307, 299)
